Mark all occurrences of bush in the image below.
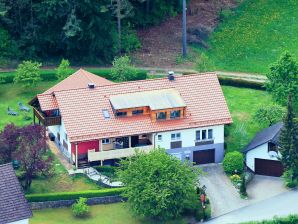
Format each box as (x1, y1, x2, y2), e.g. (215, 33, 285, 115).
(223, 151, 244, 175)
(72, 197, 89, 217)
(121, 26, 141, 53)
(283, 170, 298, 188)
(195, 203, 211, 221)
(26, 188, 125, 202)
(243, 215, 298, 224)
(195, 53, 214, 72)
(230, 174, 241, 185)
(219, 9, 234, 22)
(240, 175, 247, 196)
(218, 77, 265, 90)
(94, 166, 116, 179)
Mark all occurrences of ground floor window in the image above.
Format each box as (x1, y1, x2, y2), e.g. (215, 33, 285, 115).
(102, 138, 111, 144)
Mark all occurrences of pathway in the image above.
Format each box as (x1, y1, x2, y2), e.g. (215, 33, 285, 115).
(47, 140, 72, 170)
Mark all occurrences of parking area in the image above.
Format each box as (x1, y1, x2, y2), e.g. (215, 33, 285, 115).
(199, 164, 288, 218)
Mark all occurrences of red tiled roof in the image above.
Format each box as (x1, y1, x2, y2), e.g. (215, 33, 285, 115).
(37, 69, 113, 111)
(44, 72, 232, 142)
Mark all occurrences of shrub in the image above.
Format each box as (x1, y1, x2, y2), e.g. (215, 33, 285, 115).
(56, 59, 72, 80)
(195, 53, 214, 72)
(195, 203, 211, 221)
(121, 26, 141, 53)
(243, 215, 298, 224)
(94, 166, 117, 179)
(230, 174, 241, 185)
(111, 56, 139, 82)
(219, 9, 234, 22)
(240, 175, 247, 197)
(26, 188, 125, 202)
(72, 197, 89, 217)
(218, 77, 265, 90)
(223, 151, 244, 175)
(282, 170, 298, 188)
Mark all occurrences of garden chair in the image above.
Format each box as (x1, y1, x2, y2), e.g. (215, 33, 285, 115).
(18, 102, 30, 112)
(7, 107, 18, 116)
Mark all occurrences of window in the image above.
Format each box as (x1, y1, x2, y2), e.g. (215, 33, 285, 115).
(208, 129, 213, 139)
(132, 110, 144, 115)
(170, 110, 181, 119)
(156, 112, 166, 120)
(102, 109, 110, 119)
(116, 111, 127, 117)
(65, 133, 68, 141)
(102, 138, 111, 144)
(171, 133, 181, 141)
(157, 135, 162, 141)
(268, 142, 278, 152)
(202, 130, 206, 140)
(196, 130, 200, 140)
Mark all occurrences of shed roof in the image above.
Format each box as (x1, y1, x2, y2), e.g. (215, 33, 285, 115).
(110, 89, 186, 110)
(0, 163, 32, 224)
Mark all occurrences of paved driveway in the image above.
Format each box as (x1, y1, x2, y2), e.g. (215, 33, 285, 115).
(205, 189, 298, 224)
(199, 164, 249, 217)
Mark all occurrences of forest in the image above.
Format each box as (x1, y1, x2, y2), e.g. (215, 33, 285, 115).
(0, 0, 182, 65)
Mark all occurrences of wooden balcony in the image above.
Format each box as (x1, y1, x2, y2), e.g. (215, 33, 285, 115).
(88, 145, 154, 162)
(33, 108, 61, 126)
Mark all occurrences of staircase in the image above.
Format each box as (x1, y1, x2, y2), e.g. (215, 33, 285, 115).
(78, 160, 90, 169)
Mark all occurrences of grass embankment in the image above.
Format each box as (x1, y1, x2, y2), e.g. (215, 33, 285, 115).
(197, 0, 298, 73)
(30, 203, 188, 224)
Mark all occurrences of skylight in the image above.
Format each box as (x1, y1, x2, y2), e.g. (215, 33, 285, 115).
(102, 109, 110, 119)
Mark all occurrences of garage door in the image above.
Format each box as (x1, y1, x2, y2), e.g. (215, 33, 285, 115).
(193, 149, 215, 165)
(255, 158, 283, 177)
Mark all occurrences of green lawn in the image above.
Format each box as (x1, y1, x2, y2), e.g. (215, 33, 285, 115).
(197, 0, 298, 74)
(30, 203, 188, 224)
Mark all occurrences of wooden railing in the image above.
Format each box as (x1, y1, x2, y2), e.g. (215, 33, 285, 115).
(88, 145, 154, 162)
(33, 108, 61, 126)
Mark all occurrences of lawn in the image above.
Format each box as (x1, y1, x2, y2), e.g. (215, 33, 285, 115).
(30, 203, 188, 224)
(197, 0, 298, 74)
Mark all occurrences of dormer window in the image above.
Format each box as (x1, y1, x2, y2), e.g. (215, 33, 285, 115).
(116, 111, 127, 117)
(132, 110, 144, 115)
(156, 112, 167, 120)
(170, 110, 181, 119)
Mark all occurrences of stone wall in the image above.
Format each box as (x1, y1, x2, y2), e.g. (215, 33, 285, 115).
(30, 195, 124, 210)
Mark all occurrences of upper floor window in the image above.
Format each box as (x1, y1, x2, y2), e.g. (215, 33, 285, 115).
(132, 110, 144, 115)
(202, 130, 207, 140)
(116, 111, 127, 117)
(171, 133, 181, 141)
(268, 142, 278, 152)
(196, 130, 200, 140)
(170, 110, 181, 119)
(208, 129, 213, 139)
(157, 135, 162, 141)
(102, 138, 111, 144)
(156, 112, 166, 120)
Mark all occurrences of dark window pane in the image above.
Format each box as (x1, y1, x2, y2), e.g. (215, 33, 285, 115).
(196, 131, 200, 140)
(156, 112, 166, 120)
(132, 110, 144, 115)
(116, 111, 127, 117)
(202, 130, 206, 140)
(208, 129, 213, 139)
(170, 110, 181, 119)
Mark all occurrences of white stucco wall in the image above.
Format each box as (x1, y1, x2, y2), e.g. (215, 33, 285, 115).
(246, 143, 281, 171)
(154, 125, 224, 149)
(9, 219, 29, 224)
(48, 121, 71, 157)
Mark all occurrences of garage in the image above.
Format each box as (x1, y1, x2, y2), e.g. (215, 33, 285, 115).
(193, 149, 215, 165)
(255, 158, 284, 177)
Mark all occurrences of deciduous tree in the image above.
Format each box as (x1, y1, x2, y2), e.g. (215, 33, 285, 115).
(0, 124, 20, 164)
(56, 59, 72, 80)
(117, 148, 200, 220)
(111, 55, 137, 81)
(14, 61, 42, 87)
(254, 104, 286, 126)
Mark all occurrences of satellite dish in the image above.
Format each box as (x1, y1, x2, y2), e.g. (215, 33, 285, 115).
(268, 151, 278, 158)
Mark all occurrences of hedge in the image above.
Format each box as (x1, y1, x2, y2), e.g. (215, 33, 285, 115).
(0, 68, 148, 84)
(26, 188, 125, 202)
(218, 76, 265, 90)
(243, 215, 298, 224)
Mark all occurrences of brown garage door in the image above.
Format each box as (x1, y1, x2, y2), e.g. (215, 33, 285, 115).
(193, 149, 215, 165)
(255, 158, 283, 177)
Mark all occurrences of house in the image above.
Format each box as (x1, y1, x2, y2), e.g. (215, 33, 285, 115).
(243, 122, 284, 177)
(0, 163, 32, 224)
(29, 69, 232, 168)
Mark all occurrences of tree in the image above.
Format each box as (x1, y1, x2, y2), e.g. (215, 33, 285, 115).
(265, 52, 298, 106)
(111, 55, 137, 81)
(56, 59, 72, 80)
(15, 125, 52, 190)
(110, 0, 133, 53)
(0, 124, 20, 164)
(14, 61, 42, 87)
(72, 197, 89, 217)
(279, 95, 298, 181)
(117, 148, 200, 220)
(254, 104, 286, 126)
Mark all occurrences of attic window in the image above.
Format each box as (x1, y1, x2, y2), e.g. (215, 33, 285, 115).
(102, 109, 110, 119)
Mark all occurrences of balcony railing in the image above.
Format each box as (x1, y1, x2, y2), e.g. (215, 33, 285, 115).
(33, 108, 61, 126)
(88, 145, 154, 162)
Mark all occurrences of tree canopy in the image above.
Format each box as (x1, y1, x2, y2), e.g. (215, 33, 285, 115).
(254, 104, 286, 127)
(111, 55, 138, 82)
(14, 61, 42, 87)
(117, 148, 200, 220)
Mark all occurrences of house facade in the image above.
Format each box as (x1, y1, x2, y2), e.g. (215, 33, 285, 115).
(243, 122, 284, 177)
(30, 69, 232, 168)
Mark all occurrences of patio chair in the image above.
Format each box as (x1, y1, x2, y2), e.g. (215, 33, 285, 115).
(7, 107, 18, 116)
(18, 102, 30, 112)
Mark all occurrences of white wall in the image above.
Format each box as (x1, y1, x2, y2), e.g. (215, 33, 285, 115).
(154, 125, 224, 149)
(48, 120, 71, 157)
(9, 219, 29, 224)
(246, 143, 281, 171)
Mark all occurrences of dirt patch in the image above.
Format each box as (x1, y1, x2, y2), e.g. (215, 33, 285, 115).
(131, 0, 239, 68)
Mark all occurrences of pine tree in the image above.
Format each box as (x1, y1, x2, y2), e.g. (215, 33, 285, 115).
(279, 95, 298, 180)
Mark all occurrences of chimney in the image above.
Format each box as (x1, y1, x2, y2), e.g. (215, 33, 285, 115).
(88, 83, 95, 89)
(168, 71, 175, 81)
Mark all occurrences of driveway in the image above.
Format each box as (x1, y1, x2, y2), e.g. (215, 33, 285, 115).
(199, 164, 249, 217)
(205, 189, 298, 224)
(199, 165, 288, 218)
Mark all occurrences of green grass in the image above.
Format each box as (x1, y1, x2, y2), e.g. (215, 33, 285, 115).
(30, 203, 188, 224)
(26, 150, 101, 194)
(222, 86, 273, 152)
(197, 0, 298, 74)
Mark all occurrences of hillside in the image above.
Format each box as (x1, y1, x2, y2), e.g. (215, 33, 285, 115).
(202, 0, 298, 74)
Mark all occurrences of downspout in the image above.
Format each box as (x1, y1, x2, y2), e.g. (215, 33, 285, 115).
(75, 142, 78, 169)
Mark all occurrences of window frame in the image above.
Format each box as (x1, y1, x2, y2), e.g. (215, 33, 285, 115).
(156, 112, 167, 120)
(170, 110, 181, 119)
(208, 129, 213, 140)
(157, 134, 162, 141)
(202, 130, 207, 140)
(132, 109, 144, 116)
(102, 138, 111, 144)
(116, 111, 127, 117)
(171, 133, 181, 141)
